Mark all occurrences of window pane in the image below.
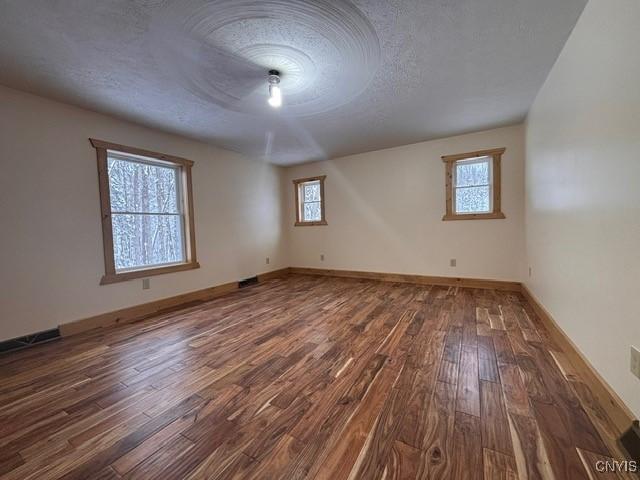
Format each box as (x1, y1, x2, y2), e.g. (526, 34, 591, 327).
(456, 159, 489, 187)
(455, 186, 490, 213)
(108, 156, 179, 213)
(111, 213, 184, 271)
(303, 182, 321, 202)
(303, 202, 322, 222)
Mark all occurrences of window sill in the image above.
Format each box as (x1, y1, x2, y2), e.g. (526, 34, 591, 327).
(100, 261, 200, 285)
(295, 220, 328, 227)
(442, 212, 506, 221)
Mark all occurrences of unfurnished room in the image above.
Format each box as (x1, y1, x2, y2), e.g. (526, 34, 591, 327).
(0, 0, 639, 478)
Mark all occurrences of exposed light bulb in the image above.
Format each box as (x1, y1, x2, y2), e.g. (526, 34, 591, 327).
(267, 70, 282, 108)
(268, 84, 282, 108)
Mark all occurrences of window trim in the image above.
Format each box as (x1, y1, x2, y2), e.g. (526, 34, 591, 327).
(293, 175, 327, 226)
(441, 147, 506, 221)
(90, 138, 199, 285)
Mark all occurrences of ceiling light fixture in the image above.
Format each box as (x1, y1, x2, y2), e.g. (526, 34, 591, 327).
(267, 69, 282, 108)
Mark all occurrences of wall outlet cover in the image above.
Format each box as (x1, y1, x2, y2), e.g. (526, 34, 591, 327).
(450, 259, 456, 267)
(266, 257, 270, 265)
(320, 254, 325, 261)
(631, 346, 640, 380)
(142, 278, 150, 290)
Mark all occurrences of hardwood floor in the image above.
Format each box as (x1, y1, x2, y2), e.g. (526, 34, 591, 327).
(0, 275, 633, 479)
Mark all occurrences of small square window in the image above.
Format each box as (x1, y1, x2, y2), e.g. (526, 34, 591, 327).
(293, 176, 327, 226)
(454, 157, 491, 214)
(442, 148, 506, 221)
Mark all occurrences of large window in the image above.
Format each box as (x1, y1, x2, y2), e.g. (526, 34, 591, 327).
(293, 175, 327, 226)
(91, 139, 199, 284)
(442, 148, 506, 221)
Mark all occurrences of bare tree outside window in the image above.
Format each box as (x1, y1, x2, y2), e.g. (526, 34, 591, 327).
(108, 155, 185, 271)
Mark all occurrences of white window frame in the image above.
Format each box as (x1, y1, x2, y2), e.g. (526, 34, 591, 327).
(453, 156, 493, 215)
(108, 152, 188, 273)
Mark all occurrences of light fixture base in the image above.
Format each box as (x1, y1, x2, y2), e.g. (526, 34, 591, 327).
(267, 69, 282, 108)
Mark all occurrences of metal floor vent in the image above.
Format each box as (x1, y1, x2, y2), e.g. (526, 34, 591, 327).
(0, 328, 61, 354)
(238, 276, 259, 288)
(620, 420, 640, 462)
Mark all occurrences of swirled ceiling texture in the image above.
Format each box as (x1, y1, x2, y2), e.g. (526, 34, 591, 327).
(0, 0, 586, 164)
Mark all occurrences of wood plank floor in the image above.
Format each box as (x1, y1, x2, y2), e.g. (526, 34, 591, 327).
(0, 275, 633, 479)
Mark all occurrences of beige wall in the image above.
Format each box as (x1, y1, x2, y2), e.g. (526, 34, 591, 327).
(0, 86, 287, 341)
(0, 86, 525, 344)
(525, 0, 640, 416)
(283, 125, 526, 281)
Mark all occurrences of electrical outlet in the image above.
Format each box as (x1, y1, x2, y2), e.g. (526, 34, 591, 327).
(450, 258, 456, 267)
(142, 278, 150, 290)
(266, 257, 270, 265)
(631, 346, 640, 380)
(528, 266, 532, 277)
(320, 254, 325, 261)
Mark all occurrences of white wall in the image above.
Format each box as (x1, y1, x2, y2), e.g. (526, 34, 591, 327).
(283, 125, 525, 281)
(0, 86, 287, 341)
(525, 0, 640, 417)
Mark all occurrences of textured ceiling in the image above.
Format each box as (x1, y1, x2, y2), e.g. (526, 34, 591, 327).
(0, 0, 586, 165)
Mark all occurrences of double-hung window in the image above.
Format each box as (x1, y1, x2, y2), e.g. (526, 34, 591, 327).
(293, 176, 327, 226)
(454, 157, 492, 214)
(91, 139, 199, 284)
(442, 148, 506, 220)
